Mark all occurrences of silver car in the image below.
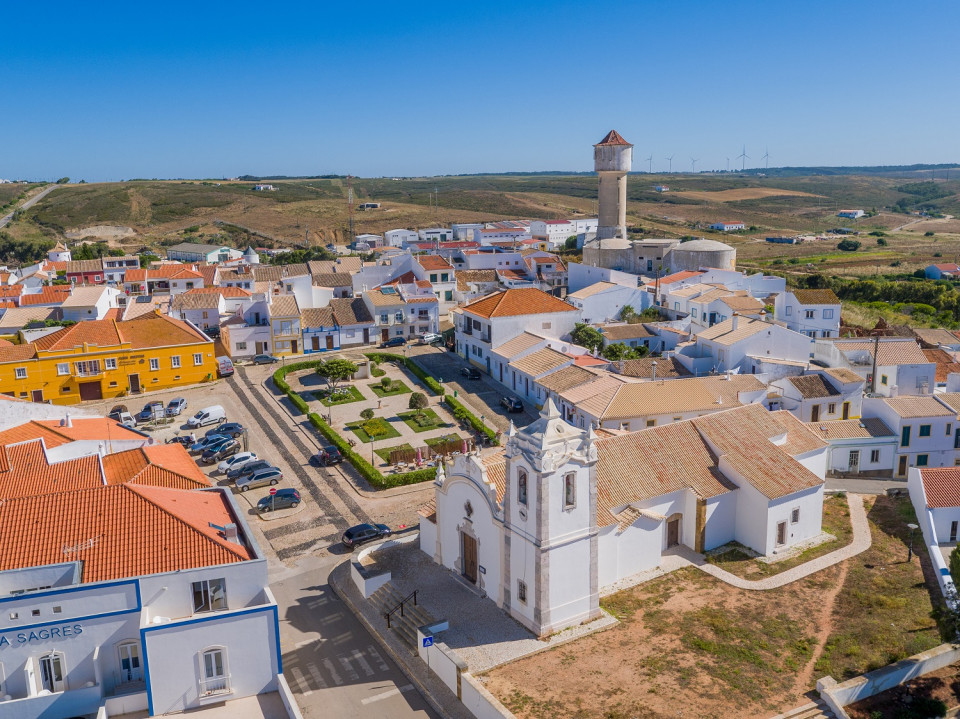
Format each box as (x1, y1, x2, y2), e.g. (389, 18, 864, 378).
(166, 398, 188, 416)
(236, 467, 282, 492)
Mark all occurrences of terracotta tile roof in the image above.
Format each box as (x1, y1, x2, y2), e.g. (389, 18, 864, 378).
(102, 308, 121, 320)
(417, 498, 437, 524)
(567, 281, 618, 300)
(198, 265, 219, 286)
(20, 286, 72, 306)
(0, 343, 39, 362)
(171, 292, 224, 311)
(823, 367, 864, 385)
(184, 286, 251, 297)
(0, 418, 144, 448)
(119, 313, 212, 348)
(456, 270, 498, 291)
(301, 306, 337, 328)
(365, 288, 406, 307)
(914, 328, 960, 347)
(481, 450, 506, 503)
(600, 323, 654, 341)
(269, 294, 300, 317)
(655, 270, 705, 287)
(935, 393, 960, 414)
(919, 467, 960, 509)
(719, 295, 765, 313)
(572, 354, 609, 367)
(0, 440, 104, 498)
(0, 286, 23, 298)
(311, 272, 354, 287)
(122, 295, 169, 320)
(922, 348, 960, 383)
(698, 316, 792, 346)
(34, 320, 123, 351)
(596, 374, 765, 421)
(491, 332, 545, 357)
(497, 269, 529, 281)
(833, 339, 929, 366)
(0, 484, 252, 582)
(537, 365, 600, 394)
(787, 374, 840, 399)
(806, 417, 895, 440)
(253, 264, 309, 282)
(881, 396, 954, 418)
(404, 296, 438, 304)
(462, 288, 576, 319)
(66, 259, 104, 273)
(308, 257, 362, 275)
(595, 130, 632, 146)
(330, 297, 373, 326)
(791, 289, 841, 305)
(417, 255, 454, 271)
(102, 444, 210, 489)
(560, 375, 635, 416)
(125, 264, 203, 282)
(616, 356, 692, 379)
(508, 347, 572, 377)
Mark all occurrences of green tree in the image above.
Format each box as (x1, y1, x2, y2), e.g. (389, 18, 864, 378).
(619, 305, 638, 323)
(570, 322, 604, 353)
(360, 408, 375, 421)
(408, 392, 428, 418)
(601, 343, 648, 361)
(563, 236, 578, 251)
(380, 376, 392, 391)
(316, 358, 358, 397)
(837, 239, 861, 252)
(55, 177, 70, 184)
(876, 237, 888, 246)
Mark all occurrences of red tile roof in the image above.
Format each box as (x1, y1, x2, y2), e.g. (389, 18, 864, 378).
(417, 255, 454, 271)
(595, 130, 632, 146)
(920, 467, 960, 508)
(20, 286, 72, 306)
(0, 418, 144, 447)
(184, 286, 251, 298)
(102, 444, 210, 489)
(463, 289, 576, 319)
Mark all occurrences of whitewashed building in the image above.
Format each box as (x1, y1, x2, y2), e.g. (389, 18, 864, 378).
(420, 402, 826, 637)
(770, 368, 865, 423)
(806, 418, 897, 474)
(774, 289, 842, 339)
(862, 395, 957, 478)
(813, 338, 935, 397)
(682, 315, 813, 376)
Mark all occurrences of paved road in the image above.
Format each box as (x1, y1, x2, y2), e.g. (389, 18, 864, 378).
(0, 183, 58, 229)
(270, 553, 438, 719)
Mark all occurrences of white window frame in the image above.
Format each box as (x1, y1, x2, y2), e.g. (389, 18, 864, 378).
(56, 363, 69, 376)
(14, 367, 27, 379)
(192, 578, 227, 613)
(236, 342, 247, 351)
(38, 651, 66, 693)
(194, 353, 203, 366)
(517, 580, 527, 604)
(171, 355, 181, 369)
(199, 646, 231, 697)
(104, 358, 117, 371)
(149, 358, 159, 371)
(791, 507, 800, 524)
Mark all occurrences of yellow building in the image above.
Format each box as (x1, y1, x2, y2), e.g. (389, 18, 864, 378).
(0, 313, 218, 404)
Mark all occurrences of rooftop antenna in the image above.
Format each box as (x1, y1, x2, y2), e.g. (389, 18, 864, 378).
(737, 145, 749, 171)
(666, 154, 675, 173)
(646, 153, 653, 173)
(690, 157, 699, 173)
(347, 175, 355, 246)
(761, 148, 770, 169)
(434, 186, 439, 219)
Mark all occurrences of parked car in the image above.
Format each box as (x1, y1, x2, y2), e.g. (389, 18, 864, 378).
(380, 336, 406, 348)
(165, 398, 187, 416)
(419, 332, 442, 345)
(217, 356, 235, 377)
(206, 422, 244, 439)
(341, 523, 392, 549)
(204, 326, 221, 339)
(109, 409, 137, 428)
(137, 401, 165, 422)
(227, 458, 271, 481)
(460, 366, 482, 380)
(252, 354, 280, 365)
(236, 467, 282, 492)
(190, 434, 228, 453)
(187, 405, 226, 428)
(218, 451, 257, 474)
(312, 446, 344, 467)
(166, 434, 193, 446)
(500, 396, 524, 413)
(257, 488, 301, 512)
(202, 439, 240, 464)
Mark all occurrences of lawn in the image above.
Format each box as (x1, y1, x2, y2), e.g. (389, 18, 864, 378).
(707, 493, 854, 578)
(368, 380, 411, 397)
(397, 408, 447, 433)
(375, 442, 414, 463)
(424, 433, 463, 449)
(344, 417, 402, 443)
(313, 385, 364, 406)
(482, 495, 943, 719)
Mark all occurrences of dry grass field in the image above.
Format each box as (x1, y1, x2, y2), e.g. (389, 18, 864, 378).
(673, 187, 819, 202)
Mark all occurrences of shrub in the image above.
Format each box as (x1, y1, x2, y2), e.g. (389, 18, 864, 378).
(409, 392, 428, 416)
(837, 239, 861, 252)
(876, 237, 888, 246)
(381, 376, 392, 391)
(444, 395, 497, 444)
(925, 231, 936, 237)
(360, 408, 375, 421)
(370, 361, 385, 378)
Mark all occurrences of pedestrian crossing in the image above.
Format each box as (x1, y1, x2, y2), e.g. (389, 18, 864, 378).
(286, 642, 393, 694)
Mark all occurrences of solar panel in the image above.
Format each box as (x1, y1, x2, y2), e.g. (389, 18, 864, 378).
(135, 295, 153, 303)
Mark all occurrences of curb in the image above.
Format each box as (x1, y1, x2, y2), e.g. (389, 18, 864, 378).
(327, 558, 470, 719)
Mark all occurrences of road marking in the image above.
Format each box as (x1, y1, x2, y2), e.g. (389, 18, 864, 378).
(351, 648, 375, 677)
(360, 684, 415, 705)
(307, 662, 328, 690)
(338, 655, 360, 681)
(289, 666, 311, 696)
(367, 646, 390, 672)
(322, 658, 343, 686)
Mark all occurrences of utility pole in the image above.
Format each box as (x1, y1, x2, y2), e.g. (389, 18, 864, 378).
(347, 175, 355, 246)
(870, 332, 880, 394)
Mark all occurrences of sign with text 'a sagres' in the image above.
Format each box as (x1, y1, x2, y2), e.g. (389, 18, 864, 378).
(0, 624, 83, 648)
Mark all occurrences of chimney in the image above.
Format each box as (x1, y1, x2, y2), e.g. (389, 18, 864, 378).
(651, 360, 657, 381)
(731, 313, 739, 331)
(62, 412, 72, 428)
(223, 523, 239, 543)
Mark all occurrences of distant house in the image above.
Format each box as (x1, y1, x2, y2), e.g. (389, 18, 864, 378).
(102, 255, 141, 284)
(925, 263, 960, 280)
(837, 209, 865, 219)
(774, 289, 842, 339)
(654, 185, 669, 192)
(165, 242, 243, 264)
(65, 259, 105, 285)
(709, 221, 745, 232)
(357, 202, 380, 210)
(253, 184, 276, 191)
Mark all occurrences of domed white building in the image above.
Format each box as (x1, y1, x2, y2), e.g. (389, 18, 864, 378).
(47, 241, 71, 263)
(665, 238, 736, 272)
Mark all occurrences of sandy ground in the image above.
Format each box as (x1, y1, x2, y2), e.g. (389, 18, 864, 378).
(672, 187, 819, 202)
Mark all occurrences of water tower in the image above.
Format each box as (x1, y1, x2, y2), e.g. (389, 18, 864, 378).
(594, 130, 633, 241)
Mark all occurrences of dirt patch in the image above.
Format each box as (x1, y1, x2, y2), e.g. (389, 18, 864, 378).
(846, 662, 960, 718)
(65, 224, 138, 240)
(673, 187, 820, 202)
(481, 496, 942, 719)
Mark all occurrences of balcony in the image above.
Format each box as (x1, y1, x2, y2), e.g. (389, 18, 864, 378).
(199, 674, 232, 699)
(462, 325, 473, 335)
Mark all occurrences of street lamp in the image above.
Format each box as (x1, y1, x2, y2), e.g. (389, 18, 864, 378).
(907, 523, 919, 562)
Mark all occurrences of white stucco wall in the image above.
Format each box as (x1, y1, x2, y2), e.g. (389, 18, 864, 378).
(703, 493, 737, 550)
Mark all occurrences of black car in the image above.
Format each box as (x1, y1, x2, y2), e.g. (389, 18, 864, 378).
(313, 446, 344, 467)
(201, 439, 240, 464)
(341, 523, 392, 548)
(204, 326, 221, 339)
(380, 336, 406, 348)
(460, 366, 482, 380)
(227, 458, 271, 481)
(258, 488, 301, 512)
(500, 396, 524, 413)
(206, 422, 243, 439)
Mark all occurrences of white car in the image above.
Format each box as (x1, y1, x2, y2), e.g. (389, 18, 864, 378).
(218, 451, 258, 474)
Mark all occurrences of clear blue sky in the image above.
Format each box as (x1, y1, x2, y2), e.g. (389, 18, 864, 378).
(4, 0, 959, 181)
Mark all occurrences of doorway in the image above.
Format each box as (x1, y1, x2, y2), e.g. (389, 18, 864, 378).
(381, 329, 389, 343)
(811, 405, 821, 422)
(79, 381, 103, 401)
(898, 456, 908, 477)
(849, 450, 860, 473)
(461, 533, 478, 584)
(363, 328, 370, 344)
(117, 642, 142, 683)
(128, 374, 141, 393)
(312, 336, 320, 352)
(39, 653, 65, 693)
(291, 340, 298, 354)
(31, 389, 43, 402)
(842, 402, 850, 420)
(667, 517, 680, 548)
(952, 521, 959, 543)
(776, 521, 787, 546)
(326, 335, 334, 350)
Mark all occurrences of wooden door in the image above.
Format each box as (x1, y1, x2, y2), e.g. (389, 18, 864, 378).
(776, 521, 787, 546)
(291, 340, 298, 354)
(79, 381, 103, 401)
(811, 405, 820, 422)
(667, 518, 680, 547)
(326, 335, 334, 350)
(898, 455, 908, 477)
(129, 374, 141, 393)
(381, 329, 389, 342)
(31, 390, 43, 403)
(462, 533, 478, 584)
(842, 402, 850, 420)
(312, 336, 320, 351)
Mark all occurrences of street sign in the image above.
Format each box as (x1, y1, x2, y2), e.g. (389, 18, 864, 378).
(269, 488, 277, 496)
(422, 636, 433, 648)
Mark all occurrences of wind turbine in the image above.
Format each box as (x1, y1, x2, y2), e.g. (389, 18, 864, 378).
(690, 157, 699, 173)
(666, 154, 675, 173)
(737, 145, 749, 171)
(761, 148, 770, 169)
(646, 153, 653, 173)
(726, 157, 730, 172)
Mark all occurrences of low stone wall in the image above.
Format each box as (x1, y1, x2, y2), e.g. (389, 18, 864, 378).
(277, 673, 305, 719)
(351, 560, 392, 598)
(818, 642, 960, 715)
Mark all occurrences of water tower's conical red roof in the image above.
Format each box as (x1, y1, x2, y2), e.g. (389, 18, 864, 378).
(595, 130, 632, 146)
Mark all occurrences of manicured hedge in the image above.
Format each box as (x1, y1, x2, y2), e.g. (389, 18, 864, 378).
(364, 352, 444, 396)
(444, 395, 498, 445)
(273, 362, 437, 489)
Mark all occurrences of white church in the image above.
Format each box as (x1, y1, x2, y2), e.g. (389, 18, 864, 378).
(419, 401, 828, 637)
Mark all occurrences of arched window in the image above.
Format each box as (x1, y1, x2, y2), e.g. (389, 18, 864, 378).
(38, 652, 66, 693)
(199, 646, 231, 697)
(518, 469, 528, 506)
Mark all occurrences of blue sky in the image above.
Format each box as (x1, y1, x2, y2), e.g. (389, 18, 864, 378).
(4, 0, 959, 181)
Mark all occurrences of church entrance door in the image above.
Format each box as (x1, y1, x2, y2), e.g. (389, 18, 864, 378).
(462, 533, 478, 584)
(667, 517, 680, 548)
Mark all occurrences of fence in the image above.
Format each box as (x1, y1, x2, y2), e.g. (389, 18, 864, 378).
(387, 436, 476, 466)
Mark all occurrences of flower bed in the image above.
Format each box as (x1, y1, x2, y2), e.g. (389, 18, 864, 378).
(345, 417, 402, 443)
(397, 408, 446, 432)
(314, 385, 364, 406)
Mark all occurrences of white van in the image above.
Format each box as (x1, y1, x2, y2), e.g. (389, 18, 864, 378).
(187, 405, 226, 428)
(217, 356, 235, 377)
